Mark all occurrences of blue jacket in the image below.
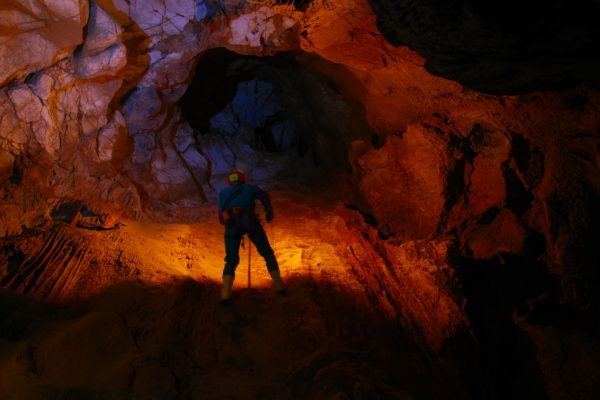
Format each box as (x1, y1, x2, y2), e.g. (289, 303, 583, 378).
(218, 183, 273, 230)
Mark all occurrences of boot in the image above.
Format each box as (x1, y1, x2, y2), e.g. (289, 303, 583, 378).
(269, 269, 287, 295)
(220, 275, 234, 305)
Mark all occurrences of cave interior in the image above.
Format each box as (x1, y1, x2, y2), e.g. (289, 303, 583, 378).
(1, 0, 599, 399)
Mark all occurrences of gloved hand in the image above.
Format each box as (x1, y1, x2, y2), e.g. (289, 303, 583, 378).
(265, 209, 274, 223)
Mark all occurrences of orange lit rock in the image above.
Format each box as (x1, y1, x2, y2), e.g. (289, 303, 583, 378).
(0, 0, 88, 86)
(384, 239, 470, 350)
(0, 151, 14, 181)
(357, 121, 458, 240)
(320, 206, 471, 353)
(75, 1, 126, 78)
(96, 111, 128, 163)
(6, 84, 56, 155)
(342, 236, 463, 347)
(0, 91, 29, 150)
(301, 0, 388, 71)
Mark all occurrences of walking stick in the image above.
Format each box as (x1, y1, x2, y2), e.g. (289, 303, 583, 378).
(247, 234, 251, 289)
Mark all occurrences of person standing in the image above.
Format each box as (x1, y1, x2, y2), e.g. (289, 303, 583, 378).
(218, 170, 285, 304)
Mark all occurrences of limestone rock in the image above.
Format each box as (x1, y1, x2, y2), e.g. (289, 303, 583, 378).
(97, 111, 127, 162)
(0, 91, 30, 152)
(76, 43, 127, 78)
(175, 122, 209, 181)
(0, 0, 87, 86)
(6, 86, 42, 124)
(54, 79, 123, 140)
(140, 27, 208, 93)
(382, 239, 471, 351)
(197, 134, 236, 177)
(82, 1, 124, 55)
(123, 87, 167, 135)
(302, 1, 388, 71)
(132, 134, 157, 165)
(2, 57, 122, 160)
(300, 0, 461, 135)
(6, 84, 56, 155)
(0, 203, 23, 236)
(357, 122, 456, 240)
(174, 120, 195, 152)
(228, 6, 299, 52)
(151, 147, 192, 185)
(340, 210, 471, 353)
(109, 0, 196, 46)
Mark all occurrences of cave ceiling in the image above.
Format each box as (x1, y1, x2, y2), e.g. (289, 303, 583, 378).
(368, 0, 600, 94)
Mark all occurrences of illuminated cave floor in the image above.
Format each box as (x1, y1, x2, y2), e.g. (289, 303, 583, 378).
(0, 193, 465, 399)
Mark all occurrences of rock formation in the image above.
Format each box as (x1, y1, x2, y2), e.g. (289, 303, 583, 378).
(1, 0, 599, 399)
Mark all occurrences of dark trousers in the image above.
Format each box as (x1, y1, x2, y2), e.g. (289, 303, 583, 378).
(223, 225, 279, 277)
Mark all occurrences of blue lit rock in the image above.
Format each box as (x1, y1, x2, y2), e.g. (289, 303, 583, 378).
(210, 79, 283, 136)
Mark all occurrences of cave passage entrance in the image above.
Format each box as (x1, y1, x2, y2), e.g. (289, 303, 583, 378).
(179, 48, 307, 153)
(177, 47, 373, 192)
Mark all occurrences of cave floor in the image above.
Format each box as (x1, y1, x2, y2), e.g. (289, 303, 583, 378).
(0, 193, 463, 400)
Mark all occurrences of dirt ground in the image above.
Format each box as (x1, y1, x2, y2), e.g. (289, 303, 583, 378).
(0, 193, 466, 399)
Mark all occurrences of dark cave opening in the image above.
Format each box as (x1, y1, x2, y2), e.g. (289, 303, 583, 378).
(178, 47, 373, 192)
(456, 254, 560, 400)
(179, 48, 307, 154)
